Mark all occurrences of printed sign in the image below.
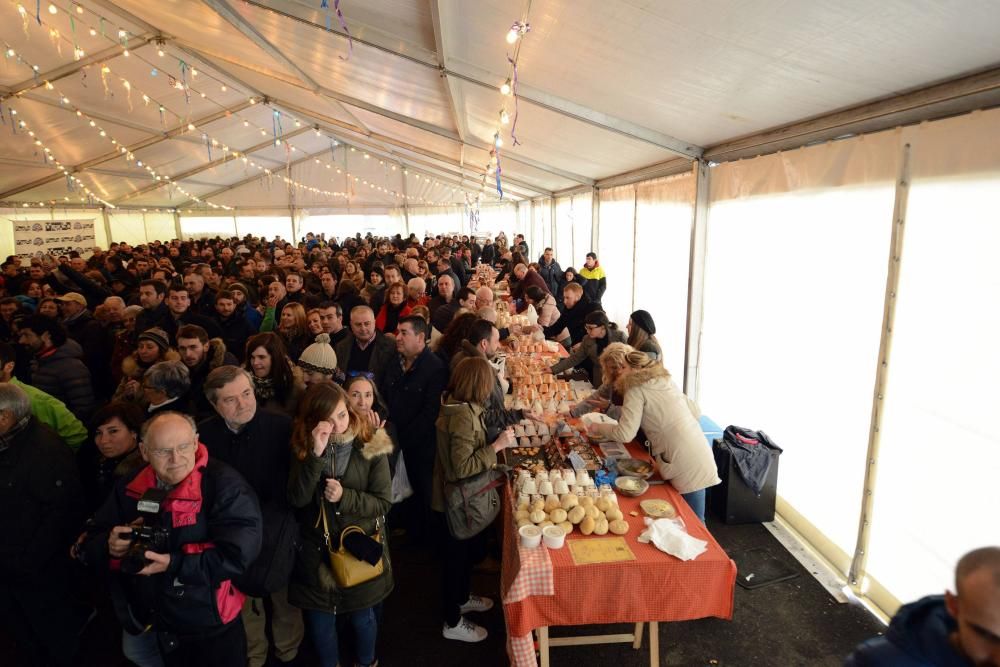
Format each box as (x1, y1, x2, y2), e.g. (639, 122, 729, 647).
(10, 219, 96, 259)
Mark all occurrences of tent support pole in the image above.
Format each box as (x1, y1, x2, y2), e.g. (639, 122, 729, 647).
(401, 169, 411, 236)
(848, 141, 912, 592)
(173, 211, 182, 240)
(101, 208, 113, 246)
(549, 198, 556, 256)
(683, 160, 710, 399)
(630, 186, 638, 314)
(590, 187, 599, 255)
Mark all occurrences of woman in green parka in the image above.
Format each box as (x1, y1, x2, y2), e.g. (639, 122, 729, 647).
(433, 356, 516, 643)
(287, 382, 393, 667)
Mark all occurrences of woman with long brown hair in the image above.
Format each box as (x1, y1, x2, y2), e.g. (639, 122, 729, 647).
(432, 311, 479, 367)
(432, 357, 515, 643)
(287, 383, 393, 667)
(244, 332, 305, 415)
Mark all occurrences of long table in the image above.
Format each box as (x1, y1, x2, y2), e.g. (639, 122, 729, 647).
(501, 441, 737, 667)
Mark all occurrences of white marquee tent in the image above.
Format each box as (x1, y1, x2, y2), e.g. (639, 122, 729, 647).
(1, 0, 999, 619)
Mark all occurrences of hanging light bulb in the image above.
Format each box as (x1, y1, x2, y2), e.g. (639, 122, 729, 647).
(47, 3, 58, 15)
(89, 28, 97, 36)
(500, 109, 510, 124)
(220, 85, 227, 92)
(76, 4, 83, 13)
(122, 49, 130, 57)
(500, 79, 512, 96)
(506, 28, 519, 44)
(494, 133, 503, 148)
(157, 48, 165, 57)
(6, 48, 15, 57)
(243, 120, 249, 127)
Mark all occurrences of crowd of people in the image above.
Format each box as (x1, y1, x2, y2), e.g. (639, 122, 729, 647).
(0, 229, 991, 667)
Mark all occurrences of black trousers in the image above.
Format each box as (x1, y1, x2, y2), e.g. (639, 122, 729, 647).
(0, 568, 90, 666)
(435, 512, 488, 628)
(159, 617, 247, 667)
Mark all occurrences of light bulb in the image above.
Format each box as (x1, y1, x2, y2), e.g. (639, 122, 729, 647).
(220, 85, 227, 92)
(6, 48, 15, 57)
(500, 109, 510, 124)
(122, 49, 130, 57)
(158, 49, 165, 57)
(243, 120, 249, 127)
(76, 4, 83, 13)
(500, 80, 511, 96)
(89, 28, 97, 36)
(48, 3, 58, 15)
(494, 134, 503, 148)
(506, 29, 519, 44)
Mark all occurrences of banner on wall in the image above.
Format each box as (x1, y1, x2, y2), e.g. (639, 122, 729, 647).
(11, 219, 96, 258)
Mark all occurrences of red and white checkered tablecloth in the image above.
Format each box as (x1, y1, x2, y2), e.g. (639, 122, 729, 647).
(501, 497, 555, 667)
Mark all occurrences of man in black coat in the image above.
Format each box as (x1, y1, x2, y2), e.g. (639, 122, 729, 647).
(0, 384, 88, 666)
(335, 305, 396, 388)
(161, 283, 224, 342)
(82, 411, 262, 667)
(211, 290, 257, 363)
(199, 366, 303, 667)
(57, 291, 115, 399)
(554, 282, 600, 346)
(379, 316, 447, 542)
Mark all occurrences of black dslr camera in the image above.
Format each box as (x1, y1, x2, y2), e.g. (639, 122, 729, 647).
(120, 488, 171, 575)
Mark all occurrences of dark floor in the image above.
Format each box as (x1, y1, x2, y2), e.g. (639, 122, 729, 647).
(2, 517, 883, 666)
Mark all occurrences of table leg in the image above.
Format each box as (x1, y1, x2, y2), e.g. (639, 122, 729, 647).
(649, 621, 659, 667)
(632, 622, 644, 649)
(538, 626, 550, 667)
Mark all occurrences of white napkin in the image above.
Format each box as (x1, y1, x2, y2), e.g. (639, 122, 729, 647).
(638, 517, 708, 561)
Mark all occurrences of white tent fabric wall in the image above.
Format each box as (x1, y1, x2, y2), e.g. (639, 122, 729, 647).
(554, 192, 595, 272)
(597, 185, 638, 325)
(236, 216, 294, 242)
(179, 216, 238, 240)
(864, 109, 1000, 612)
(698, 131, 900, 590)
(635, 173, 696, 381)
(530, 199, 552, 260)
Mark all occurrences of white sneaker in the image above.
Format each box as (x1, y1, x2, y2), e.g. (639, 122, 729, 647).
(459, 595, 495, 614)
(442, 616, 488, 643)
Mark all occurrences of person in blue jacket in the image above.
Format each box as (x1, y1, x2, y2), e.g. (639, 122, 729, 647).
(845, 546, 1000, 666)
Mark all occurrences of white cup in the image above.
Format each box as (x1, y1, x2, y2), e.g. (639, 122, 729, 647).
(553, 480, 569, 495)
(542, 525, 566, 549)
(522, 479, 537, 495)
(519, 524, 542, 549)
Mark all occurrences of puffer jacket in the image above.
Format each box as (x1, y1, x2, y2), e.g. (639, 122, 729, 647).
(601, 364, 719, 494)
(431, 396, 496, 513)
(30, 340, 97, 421)
(287, 428, 393, 614)
(82, 444, 262, 635)
(549, 325, 626, 387)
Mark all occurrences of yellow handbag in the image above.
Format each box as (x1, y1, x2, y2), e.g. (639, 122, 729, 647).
(318, 503, 384, 588)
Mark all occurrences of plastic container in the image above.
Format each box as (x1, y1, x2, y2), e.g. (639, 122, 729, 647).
(519, 524, 542, 548)
(542, 525, 566, 549)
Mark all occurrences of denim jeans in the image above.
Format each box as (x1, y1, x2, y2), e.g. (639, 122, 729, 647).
(304, 607, 377, 667)
(681, 488, 706, 524)
(122, 629, 164, 667)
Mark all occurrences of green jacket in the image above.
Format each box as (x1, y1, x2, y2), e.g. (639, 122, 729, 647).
(11, 378, 88, 451)
(432, 396, 497, 513)
(287, 428, 393, 614)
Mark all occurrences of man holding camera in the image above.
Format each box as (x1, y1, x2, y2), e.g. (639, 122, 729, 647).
(82, 411, 262, 667)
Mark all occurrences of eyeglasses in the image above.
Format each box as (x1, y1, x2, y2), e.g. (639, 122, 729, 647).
(147, 442, 195, 460)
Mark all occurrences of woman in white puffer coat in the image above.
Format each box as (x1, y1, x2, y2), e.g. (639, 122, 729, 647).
(586, 346, 719, 522)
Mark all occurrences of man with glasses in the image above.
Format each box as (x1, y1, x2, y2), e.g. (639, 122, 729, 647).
(81, 411, 262, 667)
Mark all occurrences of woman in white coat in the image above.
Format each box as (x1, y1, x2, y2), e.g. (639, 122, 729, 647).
(586, 346, 719, 522)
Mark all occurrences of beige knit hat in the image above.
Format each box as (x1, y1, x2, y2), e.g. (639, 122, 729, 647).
(297, 333, 338, 375)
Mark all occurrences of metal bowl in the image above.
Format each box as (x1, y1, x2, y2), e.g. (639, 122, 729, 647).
(614, 475, 649, 498)
(616, 458, 655, 480)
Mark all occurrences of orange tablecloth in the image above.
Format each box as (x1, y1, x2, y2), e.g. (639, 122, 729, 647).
(501, 441, 736, 664)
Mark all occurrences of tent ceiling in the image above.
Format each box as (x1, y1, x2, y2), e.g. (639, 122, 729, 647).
(0, 0, 997, 212)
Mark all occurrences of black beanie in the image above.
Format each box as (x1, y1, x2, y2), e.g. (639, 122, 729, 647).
(629, 309, 656, 335)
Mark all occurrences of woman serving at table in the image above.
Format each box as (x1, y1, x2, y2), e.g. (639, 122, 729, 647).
(585, 346, 719, 523)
